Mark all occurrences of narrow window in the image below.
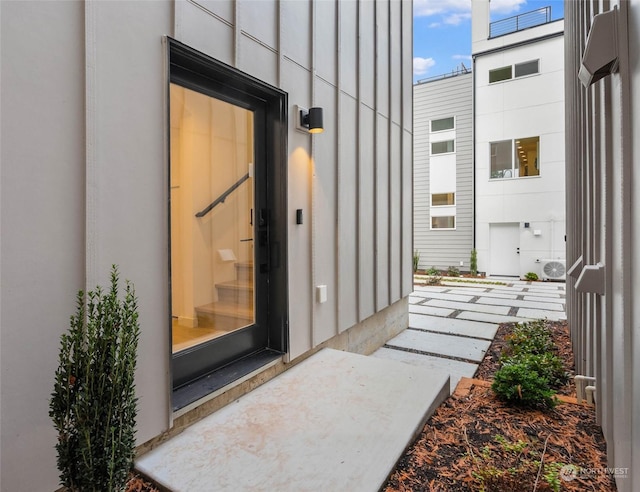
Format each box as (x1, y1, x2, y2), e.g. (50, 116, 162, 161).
(515, 59, 539, 78)
(431, 117, 455, 132)
(431, 216, 455, 229)
(489, 65, 512, 83)
(431, 193, 455, 206)
(490, 140, 512, 178)
(431, 140, 455, 155)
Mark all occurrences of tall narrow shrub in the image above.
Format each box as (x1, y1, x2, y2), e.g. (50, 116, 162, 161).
(470, 248, 478, 276)
(50, 266, 140, 492)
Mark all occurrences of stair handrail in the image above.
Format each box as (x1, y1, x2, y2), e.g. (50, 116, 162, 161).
(195, 172, 250, 218)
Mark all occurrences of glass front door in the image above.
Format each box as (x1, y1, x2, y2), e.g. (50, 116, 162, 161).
(170, 84, 255, 353)
(168, 39, 288, 398)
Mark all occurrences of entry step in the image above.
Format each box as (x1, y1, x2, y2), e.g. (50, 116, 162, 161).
(136, 348, 449, 492)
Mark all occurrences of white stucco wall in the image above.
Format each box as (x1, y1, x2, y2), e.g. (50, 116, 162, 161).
(0, 1, 413, 490)
(472, 10, 565, 277)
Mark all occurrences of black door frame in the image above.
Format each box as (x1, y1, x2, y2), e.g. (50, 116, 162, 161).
(167, 38, 288, 394)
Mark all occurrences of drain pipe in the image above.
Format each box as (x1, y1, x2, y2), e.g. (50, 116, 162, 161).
(575, 375, 596, 405)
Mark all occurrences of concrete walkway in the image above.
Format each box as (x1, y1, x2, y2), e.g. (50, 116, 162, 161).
(372, 277, 566, 393)
(137, 277, 565, 490)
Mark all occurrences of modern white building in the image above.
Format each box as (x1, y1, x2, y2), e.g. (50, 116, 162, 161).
(0, 1, 413, 490)
(565, 1, 640, 491)
(472, 0, 566, 279)
(414, 69, 474, 271)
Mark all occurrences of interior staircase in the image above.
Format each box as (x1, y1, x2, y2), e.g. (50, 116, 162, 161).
(195, 261, 254, 331)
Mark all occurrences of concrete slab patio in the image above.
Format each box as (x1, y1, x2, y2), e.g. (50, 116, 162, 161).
(137, 348, 449, 492)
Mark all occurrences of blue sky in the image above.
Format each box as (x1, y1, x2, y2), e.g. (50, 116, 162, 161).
(413, 0, 565, 83)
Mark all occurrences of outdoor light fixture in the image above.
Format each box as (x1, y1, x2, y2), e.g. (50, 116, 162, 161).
(296, 105, 324, 134)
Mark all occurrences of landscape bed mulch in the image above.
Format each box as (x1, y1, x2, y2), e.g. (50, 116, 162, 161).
(384, 320, 617, 491)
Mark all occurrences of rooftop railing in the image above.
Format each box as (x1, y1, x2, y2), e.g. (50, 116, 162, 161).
(416, 64, 471, 85)
(489, 6, 552, 38)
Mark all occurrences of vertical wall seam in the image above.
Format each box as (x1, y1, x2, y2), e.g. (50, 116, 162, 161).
(335, 0, 341, 334)
(310, 0, 317, 345)
(355, 0, 361, 322)
(233, 1, 239, 67)
(386, 0, 392, 307)
(85, 0, 98, 290)
(373, 0, 379, 311)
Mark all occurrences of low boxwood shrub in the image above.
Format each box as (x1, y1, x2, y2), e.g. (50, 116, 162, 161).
(492, 362, 558, 409)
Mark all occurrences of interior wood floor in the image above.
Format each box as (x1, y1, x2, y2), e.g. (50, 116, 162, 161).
(172, 319, 228, 353)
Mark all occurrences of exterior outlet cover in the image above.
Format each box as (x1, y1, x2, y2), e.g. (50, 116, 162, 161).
(575, 262, 605, 295)
(316, 285, 327, 303)
(533, 229, 542, 236)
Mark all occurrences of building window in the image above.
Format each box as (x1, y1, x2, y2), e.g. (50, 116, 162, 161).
(489, 59, 539, 83)
(431, 140, 455, 155)
(431, 117, 455, 132)
(515, 60, 539, 78)
(431, 216, 455, 229)
(431, 193, 455, 206)
(490, 137, 540, 179)
(489, 66, 512, 83)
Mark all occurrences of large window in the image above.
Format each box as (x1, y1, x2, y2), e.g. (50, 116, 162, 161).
(490, 137, 540, 179)
(431, 117, 455, 132)
(431, 216, 455, 229)
(431, 193, 455, 206)
(489, 59, 539, 83)
(431, 139, 455, 155)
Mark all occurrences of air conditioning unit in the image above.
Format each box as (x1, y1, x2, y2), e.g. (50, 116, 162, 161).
(541, 259, 566, 281)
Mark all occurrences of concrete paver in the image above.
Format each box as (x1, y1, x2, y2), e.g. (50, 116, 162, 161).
(424, 298, 512, 315)
(409, 314, 498, 340)
(386, 329, 491, 362)
(371, 347, 477, 394)
(456, 311, 530, 323)
(476, 297, 565, 311)
(409, 304, 456, 317)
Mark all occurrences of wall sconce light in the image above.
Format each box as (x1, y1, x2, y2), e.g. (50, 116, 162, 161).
(296, 105, 324, 134)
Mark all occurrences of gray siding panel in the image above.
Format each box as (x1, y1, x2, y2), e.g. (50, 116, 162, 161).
(413, 72, 474, 270)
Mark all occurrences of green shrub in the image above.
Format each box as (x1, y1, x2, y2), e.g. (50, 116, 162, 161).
(427, 266, 439, 275)
(447, 265, 461, 277)
(492, 362, 558, 409)
(501, 353, 568, 388)
(470, 248, 478, 276)
(413, 250, 420, 272)
(524, 272, 539, 281)
(506, 320, 554, 356)
(50, 266, 140, 492)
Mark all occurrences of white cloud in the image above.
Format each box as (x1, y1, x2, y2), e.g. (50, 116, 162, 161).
(414, 0, 471, 18)
(490, 0, 527, 15)
(413, 57, 436, 76)
(414, 0, 527, 18)
(443, 12, 471, 25)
